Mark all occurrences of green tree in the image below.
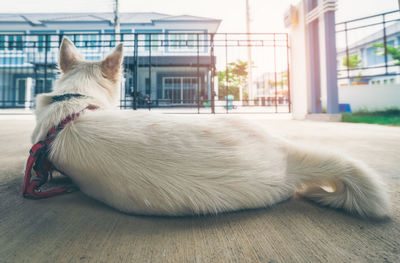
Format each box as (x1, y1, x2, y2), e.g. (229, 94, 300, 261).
(373, 43, 400, 65)
(217, 71, 239, 99)
(217, 60, 248, 100)
(342, 54, 362, 82)
(342, 54, 362, 69)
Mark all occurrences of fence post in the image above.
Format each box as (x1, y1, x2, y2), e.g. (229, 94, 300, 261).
(197, 33, 200, 114)
(210, 33, 215, 114)
(382, 14, 388, 75)
(344, 22, 350, 81)
(225, 33, 229, 114)
(133, 33, 138, 110)
(148, 33, 152, 111)
(286, 33, 291, 113)
(44, 35, 48, 93)
(273, 34, 279, 113)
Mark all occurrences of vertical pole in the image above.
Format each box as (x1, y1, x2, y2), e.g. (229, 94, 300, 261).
(308, 19, 322, 113)
(44, 34, 48, 93)
(273, 34, 278, 113)
(225, 33, 229, 114)
(246, 0, 253, 101)
(0, 35, 4, 107)
(6, 35, 10, 107)
(0, 36, 3, 107)
(148, 33, 152, 111)
(133, 33, 138, 110)
(114, 0, 120, 43)
(128, 40, 134, 109)
(197, 33, 200, 114)
(286, 33, 291, 113)
(58, 34, 63, 48)
(324, 8, 339, 114)
(33, 65, 38, 97)
(210, 33, 215, 114)
(382, 14, 388, 75)
(25, 78, 32, 110)
(344, 22, 350, 80)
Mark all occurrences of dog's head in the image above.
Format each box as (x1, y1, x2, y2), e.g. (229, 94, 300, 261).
(45, 37, 123, 107)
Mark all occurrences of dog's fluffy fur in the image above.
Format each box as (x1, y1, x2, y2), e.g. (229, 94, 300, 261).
(30, 38, 391, 218)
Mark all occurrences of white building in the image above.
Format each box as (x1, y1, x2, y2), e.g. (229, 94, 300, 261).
(0, 13, 221, 108)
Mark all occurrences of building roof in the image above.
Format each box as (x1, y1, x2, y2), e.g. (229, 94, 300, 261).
(153, 15, 219, 22)
(0, 12, 221, 26)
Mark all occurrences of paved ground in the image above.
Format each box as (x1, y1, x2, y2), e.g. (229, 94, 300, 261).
(0, 114, 399, 263)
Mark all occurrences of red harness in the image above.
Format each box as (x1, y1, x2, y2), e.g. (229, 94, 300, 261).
(22, 106, 97, 199)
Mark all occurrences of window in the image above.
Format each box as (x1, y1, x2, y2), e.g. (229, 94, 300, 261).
(83, 34, 98, 50)
(169, 34, 185, 51)
(387, 40, 394, 62)
(11, 35, 23, 51)
(16, 79, 26, 105)
(163, 77, 198, 104)
(366, 46, 384, 66)
(38, 35, 51, 52)
(163, 78, 181, 103)
(16, 35, 23, 50)
(167, 31, 206, 52)
(135, 30, 161, 52)
(35, 79, 53, 94)
(64, 33, 99, 50)
(144, 34, 159, 52)
(9, 35, 23, 51)
(145, 78, 151, 95)
(106, 29, 131, 46)
(368, 41, 395, 65)
(0, 35, 4, 50)
(0, 35, 23, 51)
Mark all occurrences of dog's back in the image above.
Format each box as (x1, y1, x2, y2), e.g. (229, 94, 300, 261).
(48, 110, 292, 215)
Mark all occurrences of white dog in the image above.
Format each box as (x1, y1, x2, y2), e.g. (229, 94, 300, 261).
(30, 38, 391, 218)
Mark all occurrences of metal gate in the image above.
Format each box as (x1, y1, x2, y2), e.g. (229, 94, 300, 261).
(0, 33, 290, 113)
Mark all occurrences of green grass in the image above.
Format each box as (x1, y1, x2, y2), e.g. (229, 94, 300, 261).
(342, 108, 400, 126)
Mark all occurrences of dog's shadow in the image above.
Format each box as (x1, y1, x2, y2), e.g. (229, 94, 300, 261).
(12, 175, 389, 236)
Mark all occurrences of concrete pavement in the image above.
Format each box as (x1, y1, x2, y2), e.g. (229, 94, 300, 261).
(0, 116, 399, 263)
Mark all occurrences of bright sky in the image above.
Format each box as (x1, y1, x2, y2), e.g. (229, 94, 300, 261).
(2, 0, 398, 74)
(1, 0, 398, 33)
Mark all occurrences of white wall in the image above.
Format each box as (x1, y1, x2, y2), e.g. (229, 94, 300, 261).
(339, 84, 400, 111)
(289, 1, 309, 119)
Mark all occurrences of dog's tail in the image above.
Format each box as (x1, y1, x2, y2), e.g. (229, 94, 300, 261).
(287, 146, 391, 219)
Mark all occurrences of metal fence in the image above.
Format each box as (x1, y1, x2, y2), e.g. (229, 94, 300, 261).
(336, 10, 400, 86)
(0, 32, 290, 113)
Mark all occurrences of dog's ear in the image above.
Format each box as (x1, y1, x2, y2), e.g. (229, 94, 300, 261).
(59, 37, 83, 73)
(101, 43, 123, 82)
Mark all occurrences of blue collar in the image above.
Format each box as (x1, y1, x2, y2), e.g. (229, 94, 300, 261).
(51, 93, 86, 103)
